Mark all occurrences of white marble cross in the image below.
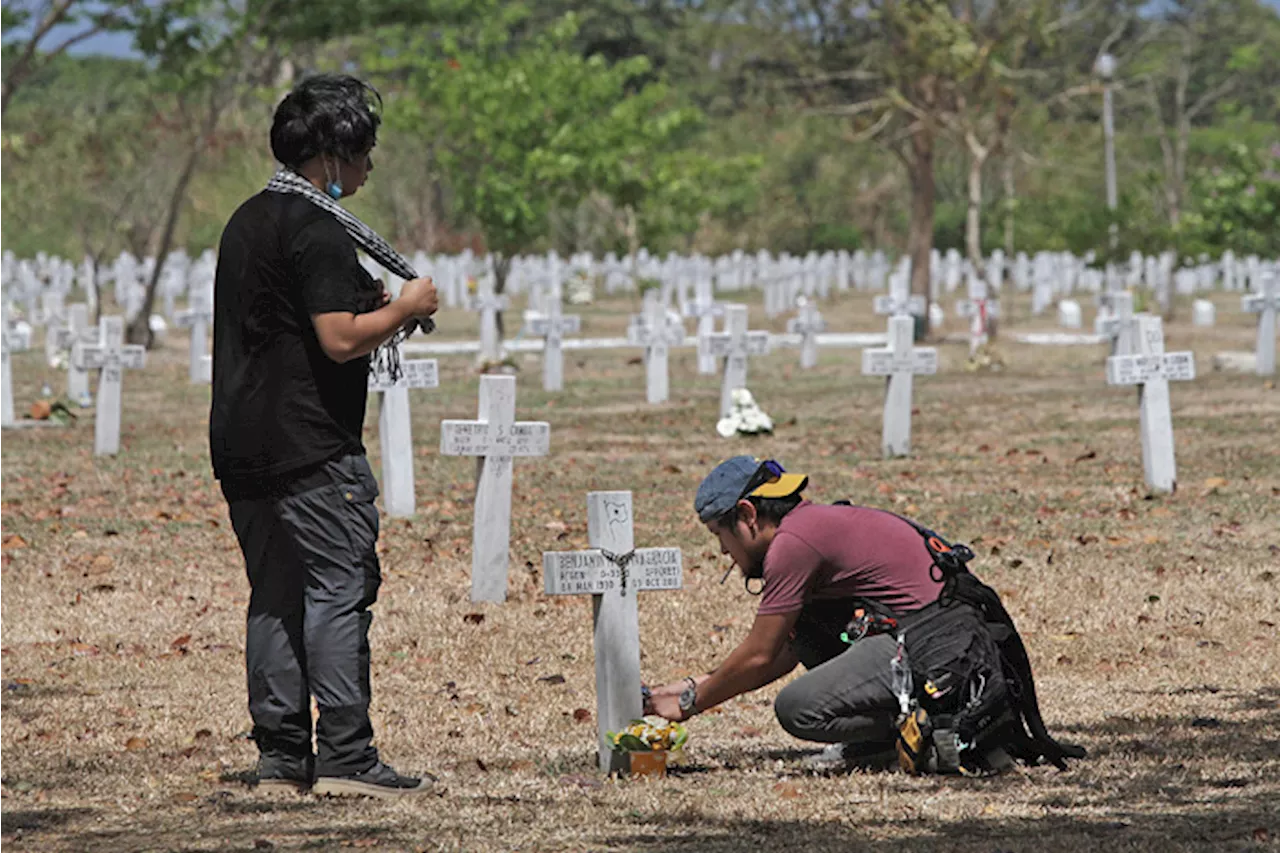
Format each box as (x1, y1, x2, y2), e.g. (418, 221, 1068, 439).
(174, 289, 214, 384)
(873, 267, 926, 318)
(786, 298, 826, 369)
(73, 316, 146, 456)
(38, 291, 67, 367)
(1242, 270, 1278, 376)
(527, 297, 581, 392)
(954, 278, 998, 355)
(1096, 291, 1135, 356)
(708, 304, 769, 419)
(681, 274, 724, 375)
(469, 275, 509, 365)
(52, 304, 97, 405)
(861, 314, 937, 458)
(627, 290, 685, 404)
(542, 491, 682, 774)
(1, 316, 14, 427)
(440, 375, 550, 602)
(368, 352, 440, 518)
(1105, 314, 1195, 493)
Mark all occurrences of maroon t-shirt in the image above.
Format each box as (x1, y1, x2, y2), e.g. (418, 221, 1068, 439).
(757, 501, 944, 616)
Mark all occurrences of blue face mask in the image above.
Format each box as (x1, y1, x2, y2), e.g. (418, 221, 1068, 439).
(326, 181, 343, 200)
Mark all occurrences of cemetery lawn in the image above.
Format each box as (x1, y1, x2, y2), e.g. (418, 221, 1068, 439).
(2, 292, 1277, 853)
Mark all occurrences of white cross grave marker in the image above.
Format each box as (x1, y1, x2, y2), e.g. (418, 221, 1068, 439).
(708, 304, 770, 419)
(527, 296, 581, 392)
(682, 274, 724, 375)
(627, 290, 685, 405)
(786, 298, 826, 369)
(955, 278, 998, 355)
(174, 288, 214, 384)
(861, 314, 937, 458)
(1, 318, 14, 428)
(1105, 314, 1195, 493)
(873, 268, 926, 319)
(542, 491, 682, 774)
(469, 275, 509, 365)
(1242, 270, 1278, 376)
(41, 291, 67, 366)
(53, 304, 97, 405)
(368, 351, 440, 518)
(73, 316, 146, 456)
(441, 375, 550, 602)
(1096, 291, 1135, 356)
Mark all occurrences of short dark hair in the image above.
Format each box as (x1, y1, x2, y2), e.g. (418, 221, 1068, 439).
(270, 74, 383, 169)
(716, 494, 803, 529)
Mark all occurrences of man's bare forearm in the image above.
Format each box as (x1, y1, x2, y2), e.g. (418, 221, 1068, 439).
(314, 302, 414, 363)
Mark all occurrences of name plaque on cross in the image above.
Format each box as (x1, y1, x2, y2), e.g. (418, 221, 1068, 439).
(543, 548, 683, 595)
(873, 293, 926, 317)
(1105, 352, 1195, 385)
(368, 359, 439, 391)
(440, 420, 550, 457)
(860, 347, 938, 377)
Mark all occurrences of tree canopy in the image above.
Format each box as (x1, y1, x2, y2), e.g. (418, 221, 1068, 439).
(3, 0, 1278, 269)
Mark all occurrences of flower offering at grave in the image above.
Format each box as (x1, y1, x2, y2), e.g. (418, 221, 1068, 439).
(716, 387, 774, 438)
(606, 718, 689, 754)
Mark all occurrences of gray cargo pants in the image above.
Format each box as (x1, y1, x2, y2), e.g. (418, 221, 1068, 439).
(227, 454, 382, 777)
(774, 633, 900, 755)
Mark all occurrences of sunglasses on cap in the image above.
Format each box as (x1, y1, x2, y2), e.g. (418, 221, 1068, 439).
(737, 459, 787, 502)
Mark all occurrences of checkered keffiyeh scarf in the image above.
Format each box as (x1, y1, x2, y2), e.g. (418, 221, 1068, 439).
(266, 168, 434, 380)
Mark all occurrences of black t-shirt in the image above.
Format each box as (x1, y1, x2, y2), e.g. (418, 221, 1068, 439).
(209, 191, 383, 493)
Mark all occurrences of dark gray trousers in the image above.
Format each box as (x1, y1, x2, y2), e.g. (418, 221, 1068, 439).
(774, 633, 900, 754)
(227, 454, 382, 777)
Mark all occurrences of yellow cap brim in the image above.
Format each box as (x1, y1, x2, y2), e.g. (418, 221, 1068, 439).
(750, 473, 808, 499)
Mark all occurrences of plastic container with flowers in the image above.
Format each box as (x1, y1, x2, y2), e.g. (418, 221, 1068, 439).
(606, 717, 689, 777)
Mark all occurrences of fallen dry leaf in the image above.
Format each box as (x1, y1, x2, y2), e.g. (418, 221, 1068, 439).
(124, 736, 148, 751)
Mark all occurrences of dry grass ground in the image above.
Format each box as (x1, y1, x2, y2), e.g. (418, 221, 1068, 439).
(1, 289, 1277, 853)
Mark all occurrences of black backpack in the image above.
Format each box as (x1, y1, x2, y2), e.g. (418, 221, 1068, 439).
(796, 504, 1086, 774)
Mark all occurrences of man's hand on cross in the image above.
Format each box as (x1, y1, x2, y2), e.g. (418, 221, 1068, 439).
(648, 691, 687, 722)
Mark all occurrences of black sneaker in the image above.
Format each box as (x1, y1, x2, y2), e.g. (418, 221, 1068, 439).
(311, 761, 437, 799)
(255, 753, 314, 792)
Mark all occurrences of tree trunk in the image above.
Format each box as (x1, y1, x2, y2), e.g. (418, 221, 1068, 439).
(1002, 153, 1015, 256)
(124, 111, 212, 348)
(493, 253, 512, 341)
(906, 125, 936, 328)
(965, 144, 988, 280)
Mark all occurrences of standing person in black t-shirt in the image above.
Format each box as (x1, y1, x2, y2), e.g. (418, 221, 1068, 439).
(210, 75, 439, 798)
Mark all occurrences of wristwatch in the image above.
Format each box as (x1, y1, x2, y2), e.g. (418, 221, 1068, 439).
(678, 676, 698, 716)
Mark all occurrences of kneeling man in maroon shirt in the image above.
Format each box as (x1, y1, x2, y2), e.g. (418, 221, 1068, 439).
(646, 455, 948, 771)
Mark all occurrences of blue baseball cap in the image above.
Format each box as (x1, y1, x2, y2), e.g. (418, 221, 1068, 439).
(694, 456, 808, 523)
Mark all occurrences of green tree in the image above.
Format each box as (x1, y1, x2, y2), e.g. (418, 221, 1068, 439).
(372, 9, 743, 332)
(0, 0, 146, 114)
